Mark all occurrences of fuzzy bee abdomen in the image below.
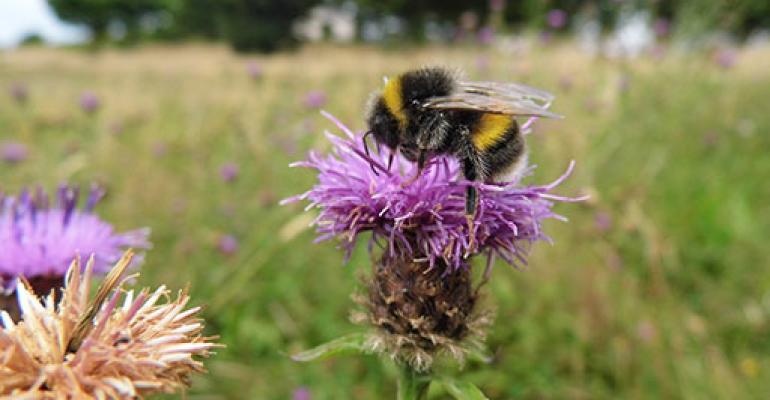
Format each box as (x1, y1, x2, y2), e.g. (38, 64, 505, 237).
(474, 116, 526, 182)
(470, 114, 513, 151)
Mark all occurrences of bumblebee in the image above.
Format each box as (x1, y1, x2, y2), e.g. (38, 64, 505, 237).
(365, 66, 561, 216)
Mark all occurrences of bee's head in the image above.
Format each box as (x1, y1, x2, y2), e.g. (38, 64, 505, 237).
(366, 98, 402, 152)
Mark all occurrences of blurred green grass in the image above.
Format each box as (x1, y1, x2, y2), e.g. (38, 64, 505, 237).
(1, 42, 769, 399)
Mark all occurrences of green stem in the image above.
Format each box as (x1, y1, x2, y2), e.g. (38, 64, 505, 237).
(397, 366, 431, 400)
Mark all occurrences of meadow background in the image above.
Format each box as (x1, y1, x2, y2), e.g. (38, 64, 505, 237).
(2, 35, 770, 399)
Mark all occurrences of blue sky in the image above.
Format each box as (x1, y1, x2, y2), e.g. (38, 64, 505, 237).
(0, 0, 87, 48)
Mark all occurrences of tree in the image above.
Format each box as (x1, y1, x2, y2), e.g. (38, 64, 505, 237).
(213, 0, 322, 52)
(48, 0, 168, 44)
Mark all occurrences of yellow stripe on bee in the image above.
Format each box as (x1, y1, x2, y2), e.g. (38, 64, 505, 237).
(472, 114, 512, 151)
(382, 76, 407, 128)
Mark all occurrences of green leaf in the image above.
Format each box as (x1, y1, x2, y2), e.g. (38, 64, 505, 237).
(440, 377, 490, 400)
(291, 332, 370, 362)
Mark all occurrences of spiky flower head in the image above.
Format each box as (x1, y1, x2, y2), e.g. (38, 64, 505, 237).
(0, 185, 150, 292)
(0, 252, 219, 398)
(286, 112, 582, 371)
(283, 112, 581, 270)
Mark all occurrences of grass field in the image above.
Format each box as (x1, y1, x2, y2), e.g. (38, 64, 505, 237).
(1, 41, 769, 399)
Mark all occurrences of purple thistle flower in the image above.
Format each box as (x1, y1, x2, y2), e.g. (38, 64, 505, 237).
(283, 112, 584, 270)
(246, 61, 264, 80)
(303, 91, 327, 109)
(714, 48, 738, 69)
(79, 91, 100, 114)
(10, 83, 28, 104)
(292, 387, 311, 400)
(489, 0, 505, 12)
(547, 9, 567, 29)
(217, 234, 239, 256)
(654, 18, 671, 38)
(219, 162, 239, 183)
(1, 142, 28, 165)
(0, 185, 150, 291)
(477, 26, 495, 45)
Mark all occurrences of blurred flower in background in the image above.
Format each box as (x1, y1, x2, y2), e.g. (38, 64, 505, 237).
(0, 254, 219, 398)
(0, 185, 150, 294)
(9, 83, 28, 104)
(0, 141, 28, 165)
(654, 18, 671, 39)
(489, 0, 505, 12)
(79, 91, 100, 114)
(217, 234, 238, 256)
(292, 387, 311, 400)
(219, 162, 239, 183)
(547, 9, 568, 30)
(246, 61, 264, 80)
(303, 90, 327, 109)
(714, 48, 738, 69)
(477, 26, 495, 45)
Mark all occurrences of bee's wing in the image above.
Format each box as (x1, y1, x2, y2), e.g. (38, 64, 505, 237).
(459, 80, 556, 103)
(422, 80, 562, 119)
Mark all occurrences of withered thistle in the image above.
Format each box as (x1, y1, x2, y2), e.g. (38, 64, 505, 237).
(285, 110, 582, 396)
(0, 252, 219, 399)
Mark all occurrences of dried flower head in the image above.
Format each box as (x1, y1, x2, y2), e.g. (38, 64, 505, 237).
(352, 255, 491, 372)
(0, 252, 219, 398)
(0, 185, 150, 292)
(283, 112, 582, 270)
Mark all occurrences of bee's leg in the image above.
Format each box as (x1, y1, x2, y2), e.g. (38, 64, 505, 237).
(417, 113, 449, 150)
(401, 150, 427, 187)
(465, 186, 477, 217)
(362, 131, 379, 176)
(461, 158, 480, 253)
(387, 151, 395, 172)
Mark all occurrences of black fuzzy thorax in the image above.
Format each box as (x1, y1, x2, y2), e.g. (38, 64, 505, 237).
(400, 68, 457, 149)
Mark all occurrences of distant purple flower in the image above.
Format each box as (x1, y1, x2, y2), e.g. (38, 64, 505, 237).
(0, 185, 150, 291)
(1, 142, 28, 165)
(547, 9, 567, 29)
(292, 387, 311, 400)
(283, 113, 584, 270)
(594, 211, 612, 232)
(9, 83, 28, 104)
(219, 162, 239, 183)
(80, 91, 100, 114)
(217, 234, 238, 256)
(477, 26, 495, 45)
(152, 141, 168, 158)
(653, 18, 670, 38)
(303, 91, 327, 109)
(246, 61, 263, 80)
(489, 0, 505, 12)
(714, 48, 738, 69)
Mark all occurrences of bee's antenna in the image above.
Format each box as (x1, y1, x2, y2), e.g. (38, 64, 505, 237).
(388, 150, 395, 172)
(362, 131, 379, 176)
